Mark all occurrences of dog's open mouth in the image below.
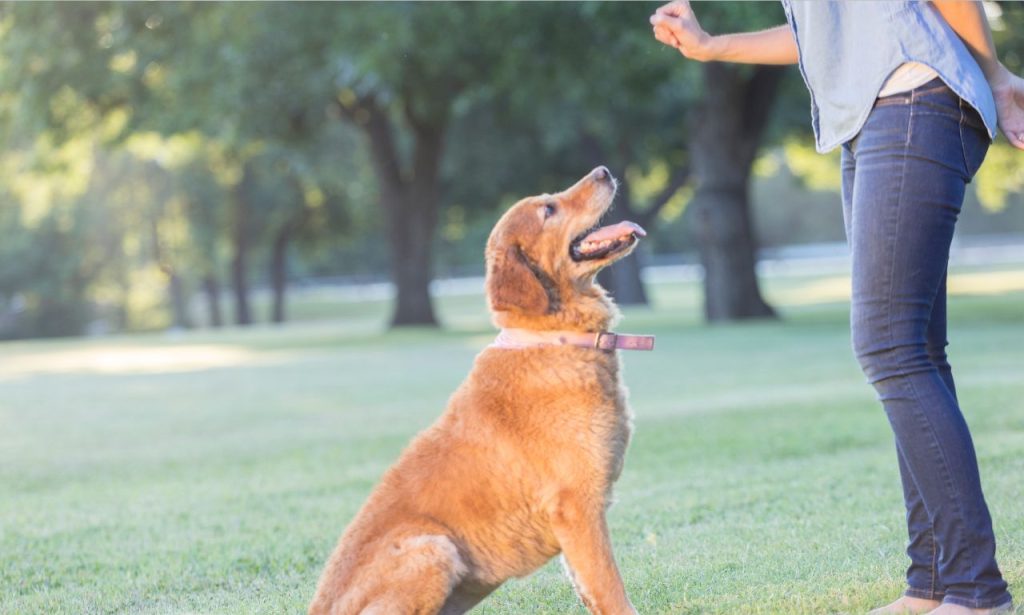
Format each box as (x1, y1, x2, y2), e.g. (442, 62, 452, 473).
(570, 221, 647, 262)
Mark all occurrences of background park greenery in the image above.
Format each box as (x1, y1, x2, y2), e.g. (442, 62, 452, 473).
(1, 2, 1024, 337)
(1, 2, 1023, 614)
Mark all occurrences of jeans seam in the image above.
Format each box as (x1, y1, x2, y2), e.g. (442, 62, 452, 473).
(956, 98, 986, 179)
(883, 94, 912, 370)
(888, 94, 943, 596)
(931, 536, 938, 598)
(943, 596, 1012, 609)
(893, 88, 974, 602)
(906, 586, 945, 601)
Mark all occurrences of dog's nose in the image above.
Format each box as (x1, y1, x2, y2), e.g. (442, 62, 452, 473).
(593, 166, 611, 182)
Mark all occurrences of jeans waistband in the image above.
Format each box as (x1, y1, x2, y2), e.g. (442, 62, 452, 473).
(874, 77, 985, 131)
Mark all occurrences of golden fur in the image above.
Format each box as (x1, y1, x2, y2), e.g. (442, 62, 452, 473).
(309, 168, 639, 615)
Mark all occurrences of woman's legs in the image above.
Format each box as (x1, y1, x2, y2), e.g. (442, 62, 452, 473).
(844, 146, 949, 607)
(899, 272, 955, 602)
(841, 84, 1010, 610)
(843, 144, 941, 615)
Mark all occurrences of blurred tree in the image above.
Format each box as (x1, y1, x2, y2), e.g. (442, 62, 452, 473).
(176, 156, 230, 328)
(0, 3, 357, 328)
(4, 1, 1017, 338)
(321, 4, 541, 326)
(0, 3, 237, 328)
(0, 144, 148, 337)
(484, 2, 797, 317)
(678, 4, 794, 320)
(497, 2, 698, 307)
(688, 62, 784, 320)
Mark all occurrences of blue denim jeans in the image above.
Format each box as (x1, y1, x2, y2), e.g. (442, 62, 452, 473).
(840, 79, 1011, 609)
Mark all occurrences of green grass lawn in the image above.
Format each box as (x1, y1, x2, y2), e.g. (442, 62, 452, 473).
(2, 265, 1023, 614)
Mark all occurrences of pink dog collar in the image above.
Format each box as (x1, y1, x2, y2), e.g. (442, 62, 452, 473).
(491, 328, 655, 352)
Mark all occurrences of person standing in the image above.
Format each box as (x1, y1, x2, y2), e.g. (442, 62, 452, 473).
(650, 1, 1022, 613)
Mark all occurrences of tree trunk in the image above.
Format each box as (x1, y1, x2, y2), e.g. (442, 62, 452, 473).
(230, 249, 250, 325)
(149, 209, 192, 330)
(385, 191, 438, 326)
(689, 63, 783, 321)
(337, 92, 456, 328)
(690, 185, 774, 320)
(167, 273, 192, 329)
(596, 192, 649, 306)
(598, 254, 649, 306)
(269, 225, 290, 324)
(202, 275, 223, 328)
(357, 101, 444, 328)
(579, 133, 651, 307)
(231, 163, 254, 326)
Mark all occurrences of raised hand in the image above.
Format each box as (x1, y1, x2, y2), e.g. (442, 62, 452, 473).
(649, 0, 715, 62)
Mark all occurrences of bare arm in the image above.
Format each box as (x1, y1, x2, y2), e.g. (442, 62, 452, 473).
(702, 26, 799, 66)
(931, 0, 1024, 148)
(931, 1, 1002, 80)
(649, 0, 798, 65)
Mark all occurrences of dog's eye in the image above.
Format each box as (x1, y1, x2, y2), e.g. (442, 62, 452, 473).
(542, 203, 557, 219)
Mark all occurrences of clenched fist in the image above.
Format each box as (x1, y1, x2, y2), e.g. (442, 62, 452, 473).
(649, 0, 716, 62)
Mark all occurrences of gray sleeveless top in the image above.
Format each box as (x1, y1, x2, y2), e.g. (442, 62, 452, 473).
(781, 0, 998, 153)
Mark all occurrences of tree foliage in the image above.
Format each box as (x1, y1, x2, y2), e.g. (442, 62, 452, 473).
(0, 2, 1020, 338)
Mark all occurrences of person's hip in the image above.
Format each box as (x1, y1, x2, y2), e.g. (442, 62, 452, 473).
(847, 77, 988, 182)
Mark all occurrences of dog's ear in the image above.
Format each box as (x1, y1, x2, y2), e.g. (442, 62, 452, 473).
(486, 245, 557, 315)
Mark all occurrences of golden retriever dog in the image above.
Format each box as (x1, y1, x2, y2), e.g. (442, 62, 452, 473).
(309, 166, 653, 615)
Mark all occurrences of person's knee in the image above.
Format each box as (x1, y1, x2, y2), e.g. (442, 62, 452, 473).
(925, 338, 951, 372)
(852, 325, 930, 384)
(852, 334, 891, 382)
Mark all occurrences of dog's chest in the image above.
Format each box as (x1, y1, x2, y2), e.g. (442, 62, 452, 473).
(471, 347, 633, 480)
(550, 354, 633, 482)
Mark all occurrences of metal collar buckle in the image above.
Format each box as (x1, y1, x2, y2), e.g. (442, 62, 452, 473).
(594, 331, 617, 350)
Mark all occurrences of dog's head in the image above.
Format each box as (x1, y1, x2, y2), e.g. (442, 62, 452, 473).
(485, 166, 646, 331)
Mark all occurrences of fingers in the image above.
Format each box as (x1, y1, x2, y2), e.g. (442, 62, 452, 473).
(650, 15, 681, 48)
(1008, 131, 1024, 150)
(650, 14, 685, 39)
(652, 24, 680, 49)
(649, 13, 672, 28)
(655, 0, 692, 19)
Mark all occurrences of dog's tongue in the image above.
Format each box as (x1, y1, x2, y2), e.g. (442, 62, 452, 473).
(583, 221, 647, 243)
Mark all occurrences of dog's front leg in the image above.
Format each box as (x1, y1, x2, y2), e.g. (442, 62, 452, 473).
(549, 490, 636, 615)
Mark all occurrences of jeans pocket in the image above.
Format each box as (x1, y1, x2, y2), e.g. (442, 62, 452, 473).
(959, 115, 989, 181)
